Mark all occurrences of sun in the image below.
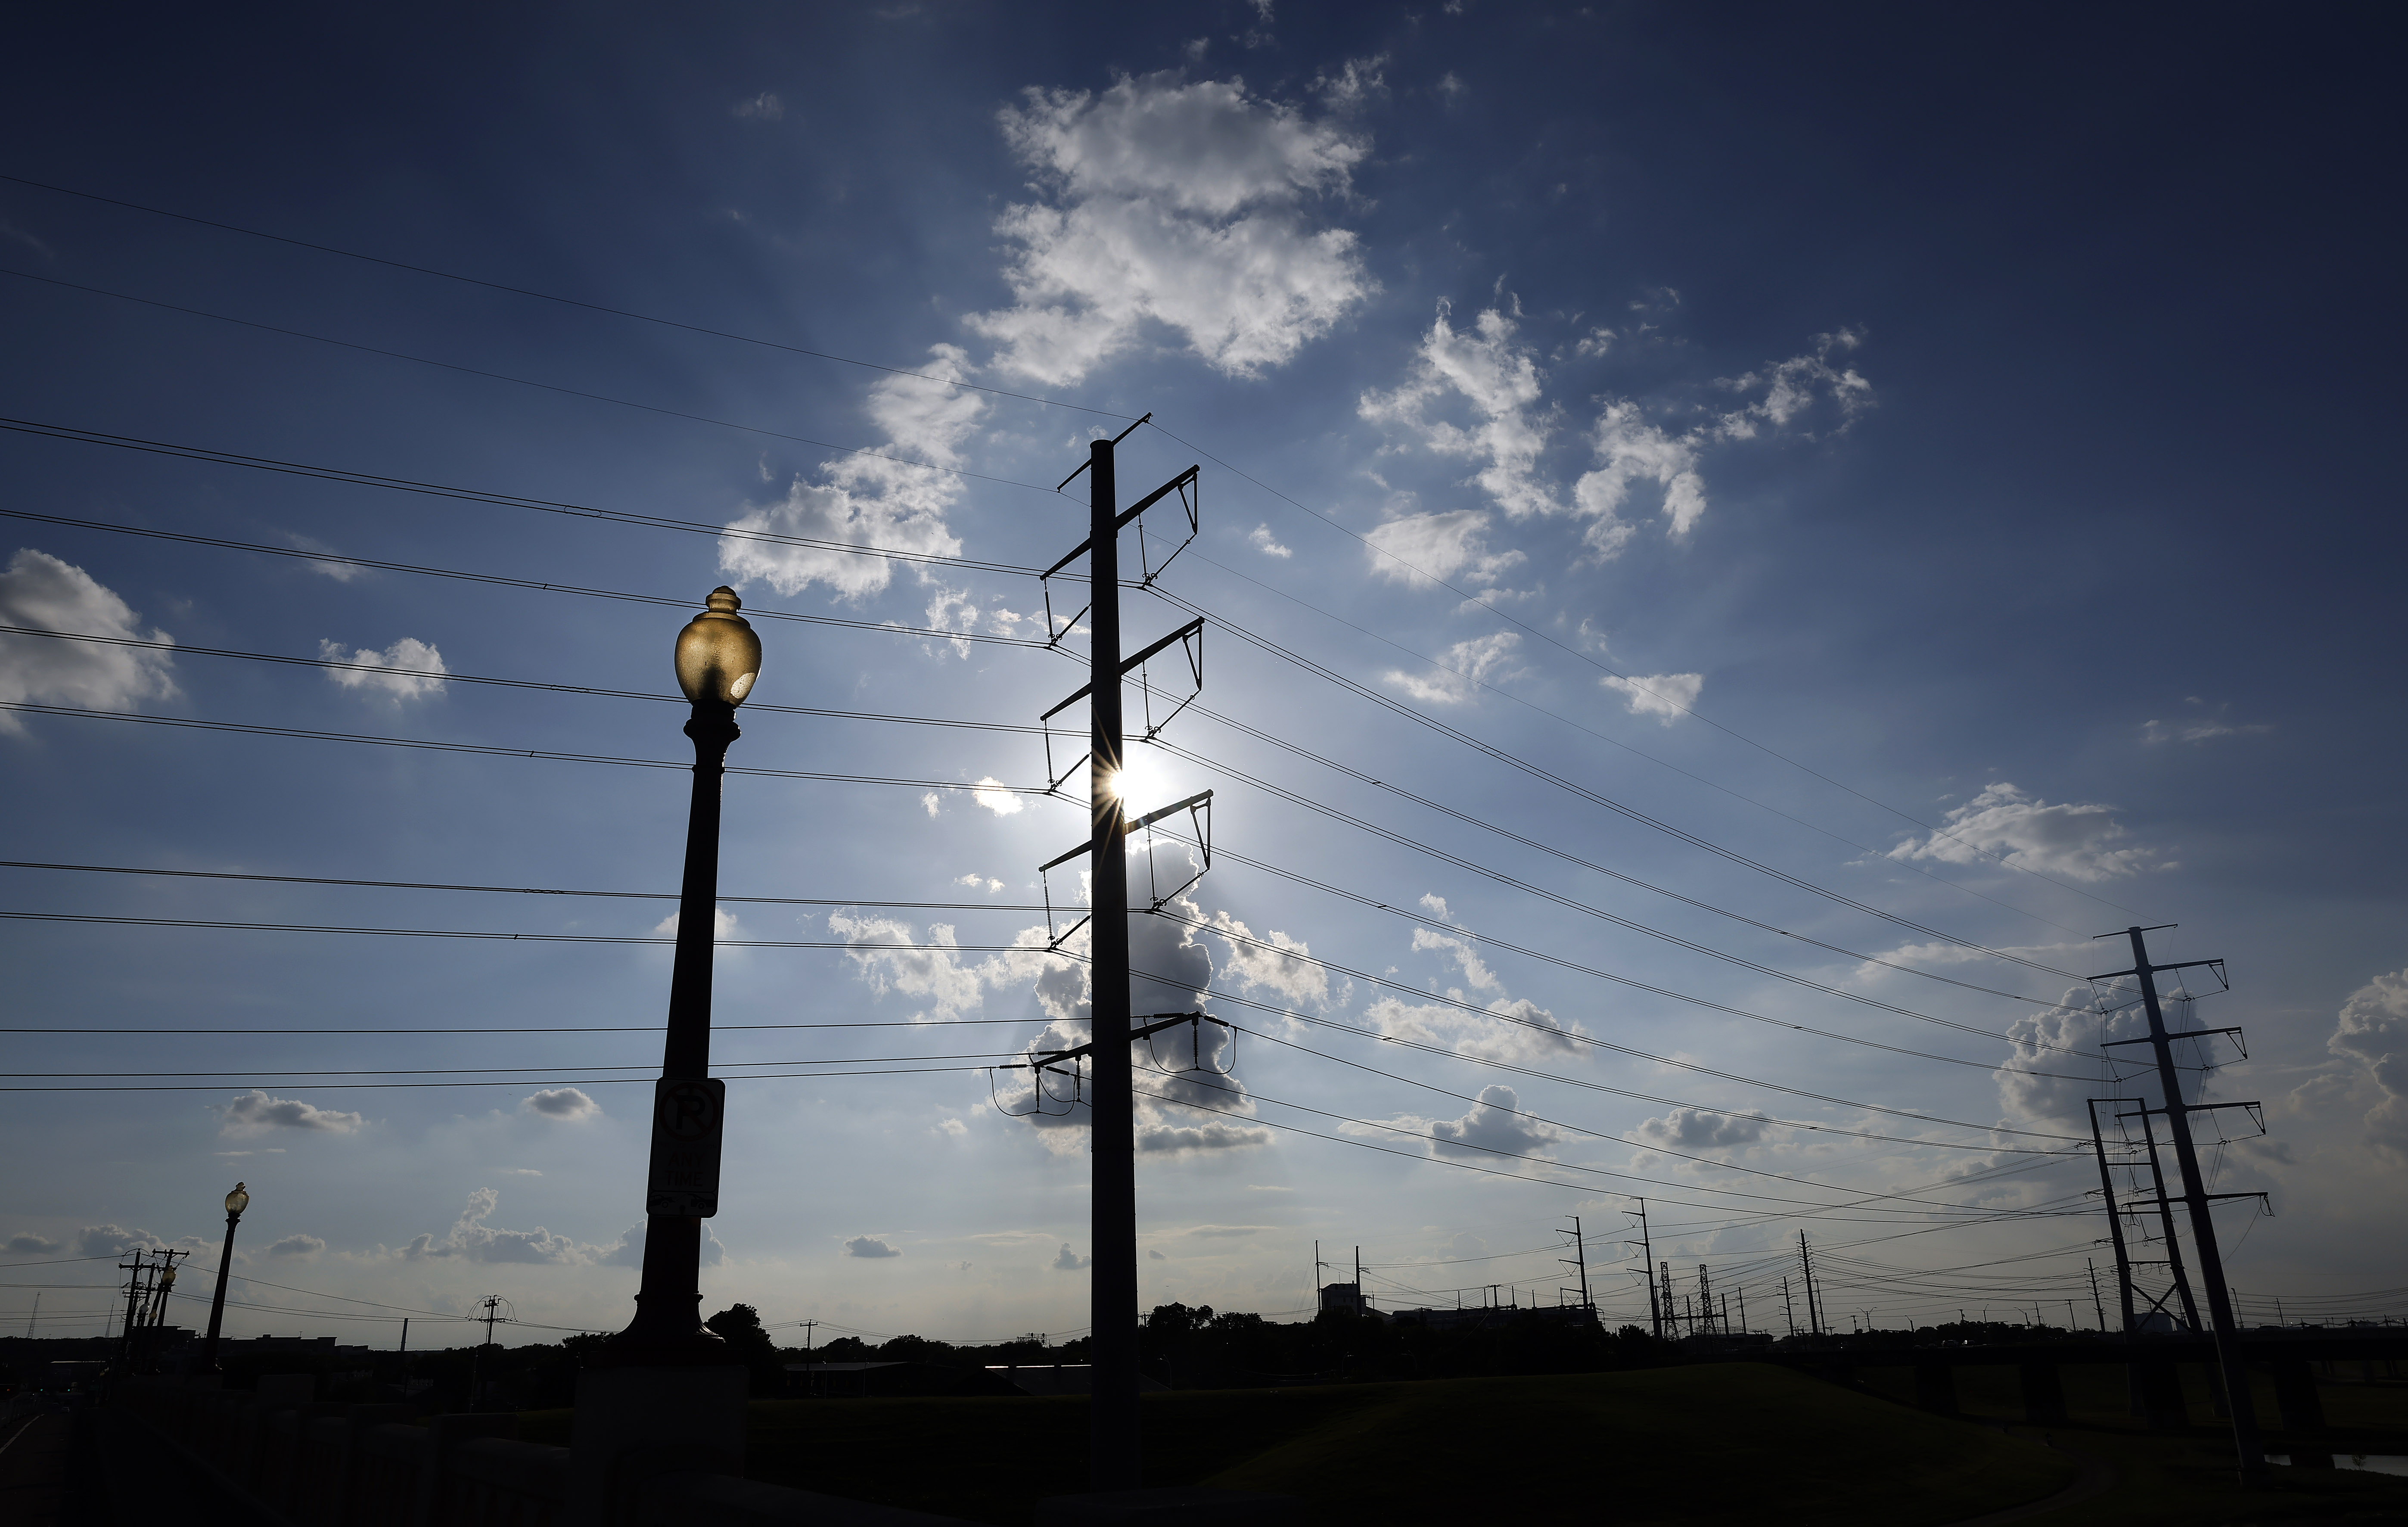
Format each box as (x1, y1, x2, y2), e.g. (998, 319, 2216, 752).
(1106, 748, 1176, 816)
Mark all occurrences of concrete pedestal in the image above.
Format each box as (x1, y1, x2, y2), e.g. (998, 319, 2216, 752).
(570, 1363, 747, 1525)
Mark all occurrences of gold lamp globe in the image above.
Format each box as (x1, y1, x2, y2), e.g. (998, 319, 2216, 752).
(225, 1182, 249, 1217)
(674, 587, 763, 708)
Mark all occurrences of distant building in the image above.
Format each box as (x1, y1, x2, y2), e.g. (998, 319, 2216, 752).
(1319, 1281, 1381, 1318)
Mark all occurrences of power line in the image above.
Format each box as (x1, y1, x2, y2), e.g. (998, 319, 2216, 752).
(0, 701, 1060, 796)
(0, 859, 1045, 912)
(0, 171, 1135, 419)
(1142, 422, 2144, 917)
(0, 167, 2139, 916)
(0, 271, 1067, 493)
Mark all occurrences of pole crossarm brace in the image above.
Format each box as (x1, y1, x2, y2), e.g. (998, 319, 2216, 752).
(2115, 1191, 2273, 1212)
(1040, 618, 1207, 783)
(1041, 790, 1215, 874)
(1052, 414, 1153, 492)
(1041, 463, 1195, 579)
(2089, 957, 2228, 983)
(2104, 1026, 2247, 1059)
(1007, 1011, 1230, 1073)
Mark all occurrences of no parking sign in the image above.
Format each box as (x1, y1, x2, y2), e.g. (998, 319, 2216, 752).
(644, 1076, 726, 1217)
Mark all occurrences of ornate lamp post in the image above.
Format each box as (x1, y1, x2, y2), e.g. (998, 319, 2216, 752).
(200, 1182, 247, 1372)
(615, 586, 760, 1358)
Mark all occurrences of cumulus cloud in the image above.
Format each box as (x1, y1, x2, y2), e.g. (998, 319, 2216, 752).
(1361, 303, 1561, 519)
(0, 548, 177, 731)
(845, 1235, 901, 1259)
(1412, 927, 1501, 993)
(718, 345, 982, 600)
(1360, 310, 1872, 558)
(1993, 986, 2142, 1129)
(2329, 970, 2408, 1160)
(935, 1117, 969, 1138)
(650, 906, 745, 941)
(597, 1218, 724, 1269)
(1430, 1085, 1557, 1157)
(319, 637, 447, 701)
(966, 73, 1373, 384)
(396, 1188, 696, 1266)
(1053, 1243, 1092, 1271)
(1200, 909, 1333, 1009)
(1383, 631, 1523, 705)
(1363, 510, 1525, 588)
(523, 1087, 599, 1120)
(971, 777, 1025, 815)
(75, 1224, 173, 1257)
(2142, 703, 2271, 745)
(831, 911, 993, 1022)
(1248, 523, 1292, 558)
(265, 1233, 324, 1258)
(1366, 993, 1582, 1063)
(1600, 672, 1704, 723)
(1418, 893, 1452, 922)
(1636, 1107, 1768, 1151)
(1889, 782, 2167, 882)
(4, 1232, 63, 1254)
(220, 1090, 364, 1137)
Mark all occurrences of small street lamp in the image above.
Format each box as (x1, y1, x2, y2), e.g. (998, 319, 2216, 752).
(200, 1182, 247, 1372)
(614, 587, 761, 1360)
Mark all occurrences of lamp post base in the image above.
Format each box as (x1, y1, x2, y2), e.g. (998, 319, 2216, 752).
(570, 1362, 747, 1524)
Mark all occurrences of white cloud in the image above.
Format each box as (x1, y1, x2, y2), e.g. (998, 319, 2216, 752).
(1053, 1243, 1092, 1270)
(831, 911, 992, 1022)
(966, 74, 1373, 384)
(1365, 993, 1583, 1064)
(732, 92, 783, 121)
(1360, 303, 1561, 519)
(265, 1233, 324, 1258)
(75, 1224, 173, 1257)
(1314, 54, 1388, 111)
(935, 1117, 969, 1138)
(286, 533, 364, 581)
(1418, 893, 1452, 922)
(845, 1235, 902, 1259)
(219, 1090, 365, 1137)
(1600, 671, 1704, 723)
(1888, 781, 2168, 882)
(649, 906, 745, 941)
(956, 873, 1007, 893)
(1382, 631, 1522, 705)
(4, 1232, 62, 1254)
(1430, 1085, 1556, 1157)
(972, 777, 1025, 815)
(1361, 311, 1874, 558)
(320, 637, 447, 702)
(2143, 715, 2272, 744)
(596, 1218, 724, 1269)
(0, 548, 177, 731)
(1201, 909, 1332, 1009)
(523, 1087, 599, 1121)
(1363, 509, 1525, 588)
(399, 1188, 614, 1265)
(1247, 523, 1292, 558)
(922, 792, 943, 818)
(718, 345, 982, 600)
(2330, 969, 2408, 1161)
(1412, 927, 1501, 993)
(1995, 986, 2140, 1129)
(1635, 1107, 1768, 1151)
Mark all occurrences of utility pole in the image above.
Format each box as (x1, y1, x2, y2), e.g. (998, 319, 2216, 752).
(1634, 1200, 1661, 1340)
(2123, 1104, 2203, 1332)
(1737, 1285, 1747, 1336)
(1560, 1217, 1592, 1322)
(1355, 1247, 1365, 1314)
(115, 1253, 151, 1372)
(2086, 1098, 2141, 1333)
(2092, 925, 2266, 1480)
(1781, 1277, 1795, 1337)
(471, 1294, 502, 1410)
(2087, 1260, 2108, 1332)
(1660, 1263, 1674, 1335)
(25, 1291, 37, 1338)
(1696, 1266, 1715, 1336)
(1798, 1233, 1823, 1337)
(1031, 418, 1201, 1494)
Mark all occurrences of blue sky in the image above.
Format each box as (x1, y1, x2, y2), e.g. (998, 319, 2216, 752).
(2, 3, 2401, 1348)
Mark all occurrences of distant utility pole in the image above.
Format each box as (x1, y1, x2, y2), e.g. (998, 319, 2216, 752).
(470, 1294, 503, 1410)
(1355, 1247, 1365, 1313)
(115, 1252, 152, 1371)
(1781, 1277, 1795, 1337)
(1560, 1217, 1592, 1322)
(1660, 1263, 1675, 1335)
(1737, 1285, 1747, 1336)
(1634, 1200, 1661, 1340)
(25, 1291, 37, 1338)
(2087, 1261, 2108, 1332)
(1696, 1266, 1715, 1336)
(2091, 925, 2269, 1480)
(1797, 1233, 1824, 1337)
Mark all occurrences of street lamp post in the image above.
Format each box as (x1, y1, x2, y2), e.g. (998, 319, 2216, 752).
(200, 1182, 247, 1373)
(616, 586, 761, 1359)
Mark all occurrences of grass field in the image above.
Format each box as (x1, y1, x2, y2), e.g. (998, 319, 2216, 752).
(520, 1362, 2408, 1525)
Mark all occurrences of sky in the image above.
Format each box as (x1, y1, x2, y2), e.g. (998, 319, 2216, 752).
(2, 3, 2402, 1351)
